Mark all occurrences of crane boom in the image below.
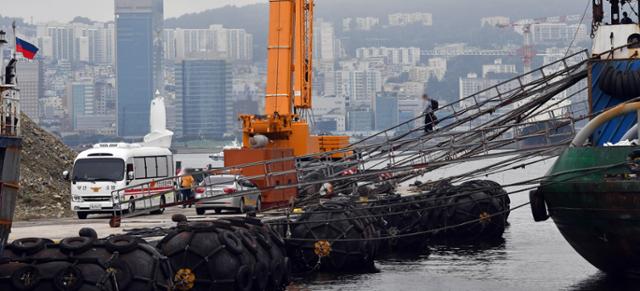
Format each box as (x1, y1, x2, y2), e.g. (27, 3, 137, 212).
(226, 0, 355, 209)
(294, 0, 313, 110)
(264, 0, 295, 116)
(236, 0, 348, 157)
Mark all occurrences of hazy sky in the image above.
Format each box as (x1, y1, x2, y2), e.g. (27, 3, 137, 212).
(3, 0, 264, 23)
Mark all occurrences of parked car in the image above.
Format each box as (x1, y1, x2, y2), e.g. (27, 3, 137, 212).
(194, 174, 261, 215)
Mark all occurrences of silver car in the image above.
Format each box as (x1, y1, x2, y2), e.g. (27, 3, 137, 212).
(194, 174, 261, 215)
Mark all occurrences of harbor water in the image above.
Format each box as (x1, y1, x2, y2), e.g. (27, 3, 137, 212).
(175, 153, 638, 291)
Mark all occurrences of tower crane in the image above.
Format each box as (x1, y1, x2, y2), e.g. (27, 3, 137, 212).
(496, 15, 582, 74)
(225, 0, 350, 208)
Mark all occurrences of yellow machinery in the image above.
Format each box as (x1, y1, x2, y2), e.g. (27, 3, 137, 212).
(238, 0, 349, 158)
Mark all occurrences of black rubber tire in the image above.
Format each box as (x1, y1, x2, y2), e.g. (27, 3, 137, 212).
(10, 238, 48, 255)
(256, 196, 262, 213)
(238, 230, 258, 254)
(107, 259, 133, 289)
(10, 265, 40, 291)
(239, 199, 246, 214)
(59, 236, 93, 254)
(615, 70, 624, 97)
(128, 198, 136, 214)
(235, 265, 253, 291)
(215, 209, 222, 214)
(196, 208, 205, 215)
(151, 196, 166, 215)
(219, 231, 244, 255)
(53, 266, 84, 291)
(78, 228, 98, 240)
(76, 212, 88, 220)
(254, 261, 269, 291)
(530, 189, 550, 222)
(105, 235, 139, 254)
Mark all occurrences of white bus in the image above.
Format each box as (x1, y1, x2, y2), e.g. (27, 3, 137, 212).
(65, 143, 176, 219)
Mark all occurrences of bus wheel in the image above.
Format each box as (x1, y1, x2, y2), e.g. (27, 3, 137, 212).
(77, 212, 88, 220)
(256, 197, 262, 213)
(239, 199, 246, 214)
(128, 198, 136, 214)
(151, 196, 166, 215)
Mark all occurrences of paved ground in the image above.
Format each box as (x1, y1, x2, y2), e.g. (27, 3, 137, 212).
(9, 206, 251, 241)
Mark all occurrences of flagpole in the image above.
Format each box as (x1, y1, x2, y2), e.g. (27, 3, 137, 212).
(11, 21, 16, 60)
(12, 20, 18, 87)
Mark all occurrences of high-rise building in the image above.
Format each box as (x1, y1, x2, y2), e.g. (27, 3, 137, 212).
(47, 26, 75, 61)
(314, 19, 336, 65)
(37, 22, 115, 64)
(336, 70, 383, 108)
(388, 13, 433, 27)
(356, 47, 421, 66)
(115, 0, 164, 138)
(175, 59, 232, 139)
(375, 93, 399, 130)
(163, 25, 253, 62)
(17, 60, 44, 122)
(482, 59, 517, 78)
(68, 80, 95, 129)
(347, 108, 373, 132)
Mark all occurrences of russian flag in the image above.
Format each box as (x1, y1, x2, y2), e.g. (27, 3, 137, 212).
(16, 37, 39, 60)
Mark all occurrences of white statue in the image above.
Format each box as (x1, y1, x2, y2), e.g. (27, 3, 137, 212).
(143, 90, 174, 148)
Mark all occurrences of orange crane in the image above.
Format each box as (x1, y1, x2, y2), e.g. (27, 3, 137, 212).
(225, 0, 349, 208)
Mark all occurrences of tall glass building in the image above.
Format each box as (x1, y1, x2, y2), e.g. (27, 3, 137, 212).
(115, 0, 163, 138)
(175, 59, 232, 139)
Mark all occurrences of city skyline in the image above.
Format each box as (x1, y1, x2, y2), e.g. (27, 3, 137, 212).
(0, 0, 591, 143)
(3, 0, 263, 23)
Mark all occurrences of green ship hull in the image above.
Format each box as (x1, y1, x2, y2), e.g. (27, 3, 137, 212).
(538, 146, 640, 275)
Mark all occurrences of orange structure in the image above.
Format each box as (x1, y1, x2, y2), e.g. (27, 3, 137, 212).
(226, 0, 349, 207)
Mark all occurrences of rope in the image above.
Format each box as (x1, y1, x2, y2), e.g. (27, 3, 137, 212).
(565, 0, 592, 57)
(283, 202, 530, 242)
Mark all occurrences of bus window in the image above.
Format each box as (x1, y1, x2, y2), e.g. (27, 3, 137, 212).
(146, 157, 157, 177)
(72, 158, 124, 182)
(134, 157, 146, 179)
(157, 156, 168, 177)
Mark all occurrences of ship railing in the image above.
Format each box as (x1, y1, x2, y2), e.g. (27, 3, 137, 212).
(354, 61, 588, 169)
(107, 51, 591, 223)
(108, 113, 580, 223)
(341, 50, 589, 165)
(0, 86, 20, 137)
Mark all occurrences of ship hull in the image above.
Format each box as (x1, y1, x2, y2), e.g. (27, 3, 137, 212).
(539, 146, 640, 275)
(0, 136, 20, 254)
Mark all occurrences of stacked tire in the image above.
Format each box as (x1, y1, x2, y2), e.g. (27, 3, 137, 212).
(426, 180, 509, 242)
(0, 231, 173, 291)
(156, 218, 289, 291)
(370, 194, 429, 254)
(286, 199, 379, 273)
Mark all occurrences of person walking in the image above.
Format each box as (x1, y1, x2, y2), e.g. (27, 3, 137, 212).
(180, 169, 195, 208)
(422, 94, 439, 133)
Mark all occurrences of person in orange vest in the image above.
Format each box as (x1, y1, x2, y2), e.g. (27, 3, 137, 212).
(180, 169, 195, 208)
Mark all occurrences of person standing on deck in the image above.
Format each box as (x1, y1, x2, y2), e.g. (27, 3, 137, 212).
(180, 169, 195, 208)
(622, 12, 634, 24)
(422, 94, 439, 133)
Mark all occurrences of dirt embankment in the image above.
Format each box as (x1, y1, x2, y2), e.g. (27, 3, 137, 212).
(16, 114, 77, 220)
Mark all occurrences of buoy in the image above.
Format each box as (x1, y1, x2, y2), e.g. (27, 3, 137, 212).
(370, 194, 429, 254)
(459, 180, 511, 221)
(220, 217, 290, 291)
(157, 217, 290, 291)
(432, 183, 507, 242)
(286, 199, 379, 273)
(0, 230, 173, 291)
